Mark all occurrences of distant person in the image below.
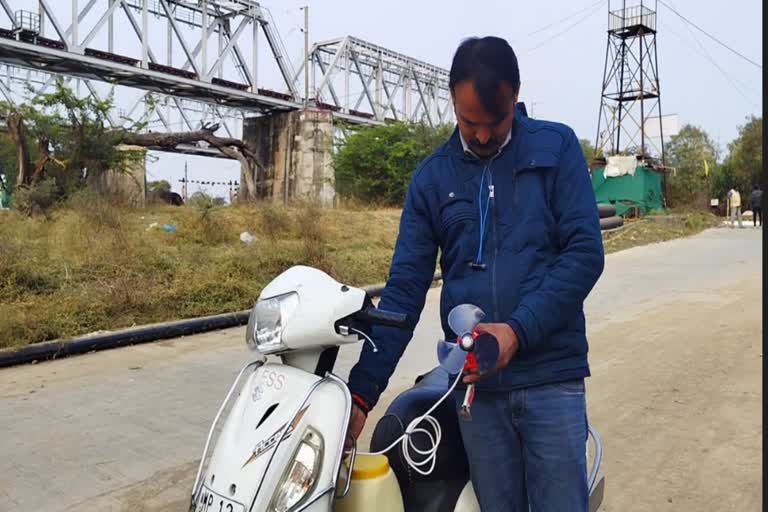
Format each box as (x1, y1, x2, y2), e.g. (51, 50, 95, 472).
(727, 188, 743, 228)
(750, 185, 762, 227)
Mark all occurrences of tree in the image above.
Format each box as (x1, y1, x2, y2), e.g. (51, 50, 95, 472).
(334, 122, 453, 205)
(665, 124, 717, 206)
(147, 180, 172, 193)
(579, 138, 596, 163)
(723, 116, 762, 195)
(4, 84, 132, 193)
(711, 159, 736, 204)
(188, 191, 226, 208)
(0, 132, 18, 194)
(1, 81, 263, 211)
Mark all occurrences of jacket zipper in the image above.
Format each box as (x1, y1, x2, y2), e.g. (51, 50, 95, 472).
(491, 190, 499, 322)
(485, 155, 501, 322)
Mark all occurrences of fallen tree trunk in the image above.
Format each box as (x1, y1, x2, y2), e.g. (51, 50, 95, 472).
(5, 113, 260, 200)
(120, 124, 260, 201)
(120, 128, 249, 153)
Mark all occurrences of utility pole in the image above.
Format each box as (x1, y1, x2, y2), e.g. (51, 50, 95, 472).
(183, 161, 188, 201)
(142, 0, 149, 69)
(301, 6, 309, 109)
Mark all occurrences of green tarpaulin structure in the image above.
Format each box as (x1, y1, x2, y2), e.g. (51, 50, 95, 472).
(592, 166, 665, 217)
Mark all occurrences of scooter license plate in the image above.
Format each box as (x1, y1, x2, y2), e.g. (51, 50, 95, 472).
(194, 485, 245, 512)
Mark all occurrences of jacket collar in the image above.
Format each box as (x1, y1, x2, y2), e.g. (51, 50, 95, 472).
(459, 128, 512, 158)
(447, 111, 529, 163)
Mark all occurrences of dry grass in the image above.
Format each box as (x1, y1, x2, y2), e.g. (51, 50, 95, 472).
(259, 204, 293, 242)
(0, 202, 401, 349)
(0, 200, 717, 349)
(602, 210, 720, 254)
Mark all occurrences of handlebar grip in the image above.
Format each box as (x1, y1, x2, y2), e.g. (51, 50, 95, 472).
(356, 308, 410, 329)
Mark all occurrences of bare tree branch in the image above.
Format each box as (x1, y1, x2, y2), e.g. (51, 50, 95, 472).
(32, 137, 50, 182)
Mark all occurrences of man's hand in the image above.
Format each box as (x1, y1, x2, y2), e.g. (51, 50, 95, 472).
(345, 404, 367, 451)
(462, 322, 519, 384)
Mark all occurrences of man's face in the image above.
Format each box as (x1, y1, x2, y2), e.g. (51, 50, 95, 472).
(453, 80, 517, 158)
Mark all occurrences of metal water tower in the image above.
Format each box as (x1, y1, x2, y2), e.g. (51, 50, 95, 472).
(595, 1, 665, 164)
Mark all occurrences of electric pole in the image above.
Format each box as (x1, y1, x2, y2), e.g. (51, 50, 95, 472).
(183, 161, 188, 201)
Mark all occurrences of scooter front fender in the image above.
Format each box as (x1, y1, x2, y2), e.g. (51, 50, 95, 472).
(191, 362, 351, 512)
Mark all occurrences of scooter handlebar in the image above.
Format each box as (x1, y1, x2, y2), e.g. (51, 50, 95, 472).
(354, 307, 410, 329)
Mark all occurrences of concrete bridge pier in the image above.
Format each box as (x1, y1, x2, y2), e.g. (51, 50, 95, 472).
(243, 110, 336, 207)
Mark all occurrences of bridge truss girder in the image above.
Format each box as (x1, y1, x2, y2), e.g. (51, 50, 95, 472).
(0, 63, 248, 157)
(298, 36, 454, 126)
(0, 0, 309, 156)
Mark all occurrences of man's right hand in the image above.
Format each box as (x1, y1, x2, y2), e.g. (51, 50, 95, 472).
(345, 404, 367, 451)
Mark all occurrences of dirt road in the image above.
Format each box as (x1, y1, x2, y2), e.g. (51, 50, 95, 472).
(0, 227, 761, 511)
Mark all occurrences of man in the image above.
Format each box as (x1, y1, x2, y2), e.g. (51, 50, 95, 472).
(728, 187, 743, 228)
(750, 185, 762, 227)
(347, 37, 604, 511)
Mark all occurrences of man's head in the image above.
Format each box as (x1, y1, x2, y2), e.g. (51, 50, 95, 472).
(449, 36, 520, 158)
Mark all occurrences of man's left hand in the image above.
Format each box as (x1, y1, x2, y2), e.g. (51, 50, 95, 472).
(462, 322, 519, 384)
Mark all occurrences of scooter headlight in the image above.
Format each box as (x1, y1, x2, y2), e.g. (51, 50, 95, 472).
(246, 292, 299, 354)
(269, 427, 324, 512)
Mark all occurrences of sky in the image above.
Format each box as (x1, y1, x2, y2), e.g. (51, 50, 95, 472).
(269, 0, 761, 146)
(6, 0, 763, 198)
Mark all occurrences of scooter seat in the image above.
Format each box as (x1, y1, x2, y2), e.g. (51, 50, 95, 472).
(370, 366, 470, 512)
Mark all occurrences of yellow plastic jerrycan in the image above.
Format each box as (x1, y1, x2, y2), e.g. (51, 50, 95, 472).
(336, 454, 404, 512)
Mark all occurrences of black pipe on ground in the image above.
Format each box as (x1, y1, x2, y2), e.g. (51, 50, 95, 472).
(600, 215, 624, 230)
(598, 203, 617, 218)
(0, 273, 442, 368)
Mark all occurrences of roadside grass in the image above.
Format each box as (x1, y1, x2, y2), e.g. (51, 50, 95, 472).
(0, 201, 400, 349)
(0, 202, 718, 349)
(602, 210, 721, 254)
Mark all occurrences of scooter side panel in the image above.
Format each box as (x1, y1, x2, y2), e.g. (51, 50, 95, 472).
(194, 363, 350, 512)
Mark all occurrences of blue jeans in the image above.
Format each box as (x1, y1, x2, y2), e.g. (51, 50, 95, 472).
(454, 379, 589, 512)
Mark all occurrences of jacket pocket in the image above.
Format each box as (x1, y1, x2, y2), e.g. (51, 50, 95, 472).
(512, 152, 558, 216)
(439, 193, 475, 232)
(514, 220, 553, 253)
(554, 379, 586, 394)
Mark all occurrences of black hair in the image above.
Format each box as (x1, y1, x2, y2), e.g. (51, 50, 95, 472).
(449, 36, 521, 114)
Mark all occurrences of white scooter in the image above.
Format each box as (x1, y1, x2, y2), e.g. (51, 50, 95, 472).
(189, 265, 605, 512)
